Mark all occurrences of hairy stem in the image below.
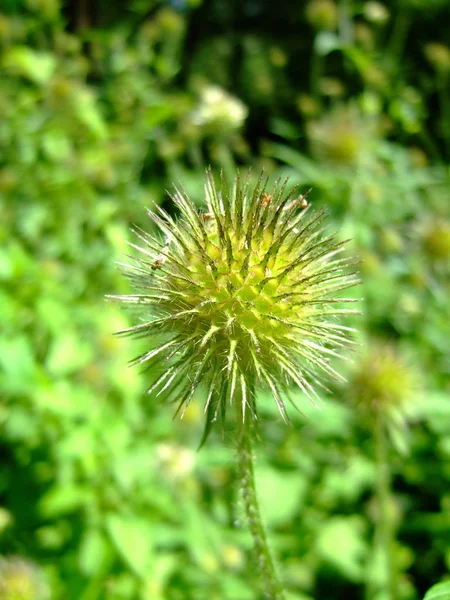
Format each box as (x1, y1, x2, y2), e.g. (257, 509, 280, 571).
(374, 413, 398, 600)
(237, 418, 285, 600)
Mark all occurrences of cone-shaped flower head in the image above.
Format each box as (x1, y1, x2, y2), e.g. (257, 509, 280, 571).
(307, 105, 371, 167)
(113, 171, 358, 442)
(350, 342, 419, 421)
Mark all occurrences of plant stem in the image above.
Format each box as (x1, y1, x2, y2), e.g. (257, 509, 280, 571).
(437, 72, 450, 161)
(387, 9, 410, 67)
(374, 413, 398, 600)
(237, 418, 285, 600)
(310, 35, 324, 104)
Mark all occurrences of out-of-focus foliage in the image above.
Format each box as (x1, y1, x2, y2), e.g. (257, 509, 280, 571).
(0, 0, 449, 599)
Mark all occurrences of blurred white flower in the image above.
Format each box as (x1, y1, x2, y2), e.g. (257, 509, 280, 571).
(190, 85, 248, 134)
(155, 443, 196, 479)
(364, 2, 390, 25)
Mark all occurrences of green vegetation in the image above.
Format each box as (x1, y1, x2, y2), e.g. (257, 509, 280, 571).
(0, 1, 449, 599)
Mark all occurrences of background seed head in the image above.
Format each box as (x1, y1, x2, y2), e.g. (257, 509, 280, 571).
(113, 170, 358, 443)
(421, 217, 450, 262)
(307, 105, 372, 167)
(349, 342, 419, 421)
(305, 0, 338, 31)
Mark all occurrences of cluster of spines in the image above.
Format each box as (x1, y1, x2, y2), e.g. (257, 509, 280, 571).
(110, 170, 359, 443)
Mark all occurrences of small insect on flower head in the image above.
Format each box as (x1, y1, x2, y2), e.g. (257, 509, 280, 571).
(109, 170, 359, 445)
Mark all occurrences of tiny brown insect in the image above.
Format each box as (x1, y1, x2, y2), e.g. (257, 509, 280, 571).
(261, 193, 273, 206)
(151, 257, 166, 270)
(151, 236, 171, 270)
(299, 188, 312, 206)
(284, 189, 312, 211)
(298, 196, 308, 208)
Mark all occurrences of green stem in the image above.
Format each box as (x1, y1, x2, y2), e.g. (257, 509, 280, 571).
(374, 413, 397, 600)
(237, 419, 285, 600)
(387, 9, 410, 68)
(338, 0, 353, 46)
(310, 36, 324, 104)
(437, 72, 450, 161)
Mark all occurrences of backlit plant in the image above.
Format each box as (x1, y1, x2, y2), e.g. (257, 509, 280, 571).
(111, 170, 358, 598)
(349, 341, 420, 600)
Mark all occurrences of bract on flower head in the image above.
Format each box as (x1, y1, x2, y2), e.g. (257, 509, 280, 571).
(111, 170, 359, 444)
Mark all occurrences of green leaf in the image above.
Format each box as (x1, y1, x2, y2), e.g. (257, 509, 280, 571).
(46, 331, 94, 375)
(424, 393, 450, 435)
(2, 46, 56, 84)
(256, 467, 307, 526)
(181, 499, 221, 570)
(144, 103, 175, 128)
(105, 514, 154, 577)
(266, 143, 323, 182)
(78, 527, 113, 576)
(316, 517, 368, 581)
(424, 581, 450, 600)
(41, 129, 72, 162)
(39, 484, 88, 517)
(321, 455, 375, 503)
(73, 87, 107, 139)
(269, 117, 302, 141)
(0, 336, 38, 394)
(3, 406, 39, 441)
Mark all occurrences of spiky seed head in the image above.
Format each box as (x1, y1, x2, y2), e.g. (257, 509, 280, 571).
(305, 0, 338, 31)
(349, 342, 419, 422)
(307, 105, 371, 167)
(111, 170, 359, 444)
(424, 43, 450, 73)
(421, 217, 450, 262)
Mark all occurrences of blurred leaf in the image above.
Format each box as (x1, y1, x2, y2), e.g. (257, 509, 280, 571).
(73, 88, 107, 139)
(78, 527, 113, 576)
(424, 581, 450, 600)
(266, 143, 338, 188)
(2, 46, 56, 84)
(257, 467, 307, 526)
(106, 513, 155, 577)
(182, 499, 221, 570)
(322, 455, 375, 503)
(46, 331, 94, 376)
(269, 117, 302, 141)
(41, 130, 72, 162)
(423, 393, 450, 435)
(144, 103, 175, 128)
(0, 336, 38, 394)
(316, 517, 368, 581)
(3, 406, 39, 441)
(39, 484, 89, 517)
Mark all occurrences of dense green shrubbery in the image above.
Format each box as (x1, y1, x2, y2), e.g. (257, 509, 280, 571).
(0, 1, 449, 598)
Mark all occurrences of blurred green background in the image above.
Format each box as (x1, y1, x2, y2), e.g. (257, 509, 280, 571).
(0, 0, 449, 598)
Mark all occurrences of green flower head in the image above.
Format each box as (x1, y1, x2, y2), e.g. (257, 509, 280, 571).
(112, 170, 358, 443)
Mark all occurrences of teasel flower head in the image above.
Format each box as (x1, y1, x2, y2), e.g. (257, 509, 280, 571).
(307, 105, 372, 167)
(424, 43, 450, 74)
(111, 170, 359, 444)
(305, 0, 338, 31)
(348, 342, 420, 444)
(420, 217, 450, 263)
